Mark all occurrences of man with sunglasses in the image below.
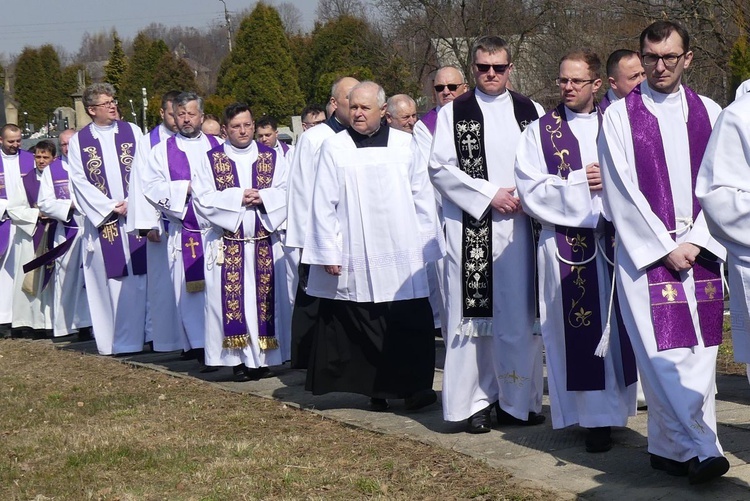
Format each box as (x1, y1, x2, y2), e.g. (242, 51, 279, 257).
(67, 83, 147, 356)
(413, 66, 469, 337)
(515, 49, 638, 453)
(429, 36, 545, 434)
(599, 21, 728, 483)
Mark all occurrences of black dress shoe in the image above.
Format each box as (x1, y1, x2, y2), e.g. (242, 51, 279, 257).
(404, 389, 437, 411)
(467, 405, 492, 434)
(688, 456, 730, 484)
(76, 327, 93, 342)
(232, 364, 252, 382)
(246, 366, 272, 381)
(495, 403, 546, 426)
(585, 427, 612, 453)
(369, 398, 390, 412)
(649, 453, 689, 477)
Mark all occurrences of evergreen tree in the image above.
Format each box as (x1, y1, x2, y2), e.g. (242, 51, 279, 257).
(104, 32, 128, 94)
(729, 34, 750, 102)
(14, 45, 69, 128)
(216, 2, 304, 121)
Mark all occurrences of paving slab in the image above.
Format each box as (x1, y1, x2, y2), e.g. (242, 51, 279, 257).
(52, 337, 750, 499)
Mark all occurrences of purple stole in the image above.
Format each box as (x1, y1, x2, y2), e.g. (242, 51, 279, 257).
(419, 108, 438, 135)
(452, 90, 539, 322)
(149, 126, 161, 148)
(538, 104, 606, 390)
(21, 169, 57, 288)
(207, 142, 279, 351)
(22, 160, 81, 280)
(165, 134, 219, 292)
(626, 85, 723, 350)
(0, 151, 35, 258)
(279, 141, 289, 156)
(599, 92, 612, 112)
(77, 121, 146, 279)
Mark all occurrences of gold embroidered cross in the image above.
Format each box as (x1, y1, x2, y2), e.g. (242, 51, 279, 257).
(704, 281, 717, 300)
(662, 284, 678, 302)
(185, 236, 200, 258)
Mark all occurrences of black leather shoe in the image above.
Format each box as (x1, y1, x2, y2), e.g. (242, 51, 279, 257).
(585, 427, 612, 453)
(688, 456, 730, 484)
(246, 366, 272, 381)
(369, 398, 390, 412)
(404, 389, 437, 411)
(467, 406, 492, 434)
(495, 403, 546, 426)
(232, 364, 252, 382)
(649, 454, 689, 477)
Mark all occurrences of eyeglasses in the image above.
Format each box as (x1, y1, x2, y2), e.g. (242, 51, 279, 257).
(556, 78, 597, 89)
(434, 83, 465, 92)
(302, 120, 325, 129)
(90, 99, 118, 108)
(641, 52, 686, 68)
(475, 63, 510, 74)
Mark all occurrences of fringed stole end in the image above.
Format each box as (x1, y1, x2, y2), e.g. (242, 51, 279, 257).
(222, 334, 249, 349)
(258, 336, 279, 350)
(186, 280, 205, 293)
(457, 318, 493, 338)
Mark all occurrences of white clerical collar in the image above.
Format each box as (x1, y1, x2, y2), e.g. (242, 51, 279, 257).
(226, 141, 257, 156)
(160, 124, 176, 137)
(1, 150, 18, 160)
(642, 82, 689, 122)
(564, 106, 598, 120)
(606, 89, 619, 102)
(475, 88, 510, 103)
(178, 132, 205, 142)
(91, 121, 118, 139)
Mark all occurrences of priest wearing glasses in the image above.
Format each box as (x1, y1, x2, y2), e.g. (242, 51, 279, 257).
(599, 21, 728, 484)
(67, 83, 147, 356)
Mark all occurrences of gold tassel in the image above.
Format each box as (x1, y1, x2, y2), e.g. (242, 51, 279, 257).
(185, 280, 205, 293)
(258, 337, 278, 350)
(222, 334, 249, 349)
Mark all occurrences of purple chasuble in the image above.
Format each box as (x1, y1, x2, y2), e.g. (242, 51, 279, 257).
(419, 108, 438, 136)
(77, 121, 146, 278)
(165, 134, 220, 292)
(538, 104, 605, 390)
(207, 142, 279, 351)
(625, 85, 723, 350)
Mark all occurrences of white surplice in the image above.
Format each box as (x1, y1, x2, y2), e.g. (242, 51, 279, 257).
(144, 132, 220, 352)
(429, 89, 545, 422)
(37, 159, 91, 336)
(413, 110, 446, 331)
(193, 141, 290, 367)
(696, 93, 750, 364)
(67, 121, 148, 355)
(127, 124, 183, 352)
(515, 107, 636, 429)
(599, 82, 725, 462)
(302, 128, 444, 303)
(7, 166, 52, 329)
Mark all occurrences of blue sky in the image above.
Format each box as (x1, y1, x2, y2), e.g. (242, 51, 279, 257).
(0, 0, 319, 59)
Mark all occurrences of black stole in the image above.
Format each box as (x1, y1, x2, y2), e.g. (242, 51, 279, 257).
(452, 90, 539, 322)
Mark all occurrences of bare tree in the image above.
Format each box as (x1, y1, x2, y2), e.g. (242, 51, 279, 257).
(276, 2, 304, 34)
(317, 0, 366, 22)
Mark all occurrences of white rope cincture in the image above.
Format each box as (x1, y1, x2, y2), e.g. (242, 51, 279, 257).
(595, 236, 616, 358)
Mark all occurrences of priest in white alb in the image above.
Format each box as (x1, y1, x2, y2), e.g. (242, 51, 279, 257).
(515, 49, 637, 453)
(192, 102, 289, 381)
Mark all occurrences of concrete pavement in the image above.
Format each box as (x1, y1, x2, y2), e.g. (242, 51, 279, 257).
(54, 338, 750, 500)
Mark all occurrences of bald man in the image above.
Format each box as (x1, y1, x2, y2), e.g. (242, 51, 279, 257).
(286, 76, 360, 369)
(386, 94, 418, 134)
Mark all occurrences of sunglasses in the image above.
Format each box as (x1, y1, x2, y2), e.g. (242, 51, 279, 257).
(434, 83, 464, 92)
(475, 63, 510, 74)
